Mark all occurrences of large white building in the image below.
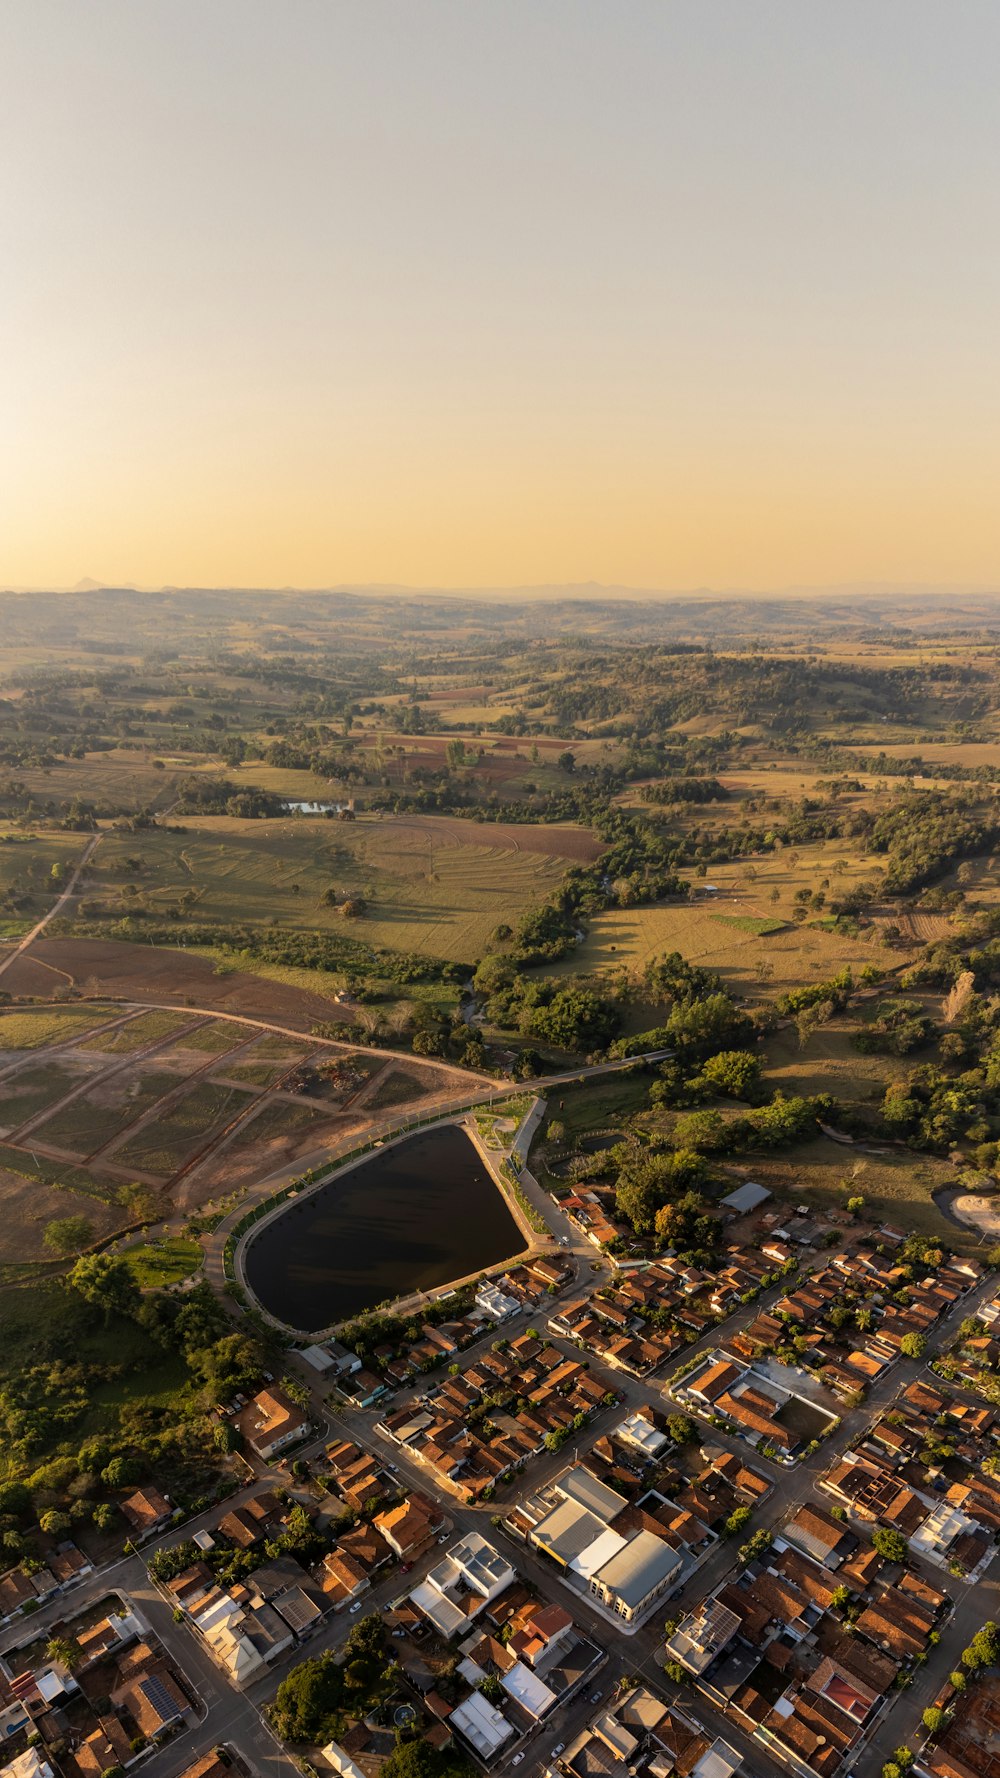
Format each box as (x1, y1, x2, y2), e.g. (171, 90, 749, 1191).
(409, 1532, 515, 1639)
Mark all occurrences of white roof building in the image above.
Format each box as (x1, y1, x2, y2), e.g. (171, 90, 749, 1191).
(616, 1412, 668, 1458)
(450, 1690, 515, 1760)
(501, 1660, 558, 1719)
(322, 1744, 367, 1778)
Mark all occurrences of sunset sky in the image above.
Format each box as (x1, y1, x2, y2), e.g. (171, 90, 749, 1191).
(2, 2, 998, 592)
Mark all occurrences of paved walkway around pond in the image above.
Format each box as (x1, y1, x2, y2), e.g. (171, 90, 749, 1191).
(203, 1049, 670, 1317)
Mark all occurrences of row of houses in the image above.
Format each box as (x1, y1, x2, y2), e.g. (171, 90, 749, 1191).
(396, 1533, 604, 1766)
(673, 1348, 841, 1464)
(506, 1460, 716, 1629)
(557, 1684, 743, 1778)
(0, 1602, 192, 1778)
(666, 1525, 952, 1778)
(377, 1335, 619, 1499)
(548, 1238, 796, 1377)
(820, 1376, 1000, 1581)
(328, 1256, 572, 1409)
(163, 1477, 441, 1686)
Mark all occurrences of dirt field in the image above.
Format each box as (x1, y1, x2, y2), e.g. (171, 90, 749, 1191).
(0, 984, 485, 1222)
(0, 937, 348, 1029)
(0, 1168, 127, 1265)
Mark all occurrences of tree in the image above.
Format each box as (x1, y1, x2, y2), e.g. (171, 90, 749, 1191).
(654, 1191, 719, 1255)
(68, 1254, 140, 1324)
(557, 750, 576, 774)
(101, 1456, 140, 1489)
(666, 1414, 696, 1446)
(43, 1216, 94, 1255)
(922, 1708, 947, 1736)
(699, 1049, 762, 1100)
(737, 1529, 773, 1566)
(723, 1506, 752, 1538)
(846, 1196, 864, 1216)
(382, 1743, 474, 1778)
(872, 1527, 909, 1563)
(831, 1585, 851, 1610)
(45, 1636, 82, 1671)
(900, 1332, 927, 1359)
(39, 1509, 70, 1536)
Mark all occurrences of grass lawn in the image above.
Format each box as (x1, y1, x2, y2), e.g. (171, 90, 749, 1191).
(90, 815, 568, 964)
(121, 1236, 203, 1287)
(83, 1009, 195, 1053)
(541, 1070, 653, 1143)
(0, 1005, 118, 1050)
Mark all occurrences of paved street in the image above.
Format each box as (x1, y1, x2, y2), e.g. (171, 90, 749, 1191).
(3, 1152, 996, 1778)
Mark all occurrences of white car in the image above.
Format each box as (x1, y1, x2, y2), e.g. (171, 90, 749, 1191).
(511, 1757, 525, 1768)
(553, 1745, 565, 1757)
(349, 1601, 364, 1614)
(437, 1534, 449, 1544)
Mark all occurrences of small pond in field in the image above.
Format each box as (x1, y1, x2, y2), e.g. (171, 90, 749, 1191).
(244, 1124, 524, 1331)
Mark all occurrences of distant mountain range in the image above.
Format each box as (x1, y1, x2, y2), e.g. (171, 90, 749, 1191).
(3, 581, 1000, 646)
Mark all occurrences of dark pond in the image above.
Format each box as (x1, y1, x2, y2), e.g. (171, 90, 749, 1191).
(244, 1124, 525, 1332)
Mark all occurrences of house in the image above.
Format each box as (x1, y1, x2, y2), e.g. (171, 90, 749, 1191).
(120, 1487, 172, 1538)
(374, 1495, 440, 1562)
(409, 1534, 515, 1639)
(783, 1504, 858, 1569)
(110, 1643, 189, 1737)
(233, 1386, 310, 1459)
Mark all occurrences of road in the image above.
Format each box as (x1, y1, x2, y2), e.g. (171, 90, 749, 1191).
(0, 832, 102, 981)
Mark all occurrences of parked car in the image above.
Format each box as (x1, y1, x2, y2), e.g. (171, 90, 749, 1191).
(553, 1745, 565, 1757)
(589, 1690, 602, 1704)
(349, 1601, 363, 1614)
(511, 1757, 525, 1768)
(437, 1534, 449, 1544)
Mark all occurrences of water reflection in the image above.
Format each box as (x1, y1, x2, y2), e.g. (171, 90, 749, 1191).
(244, 1124, 524, 1331)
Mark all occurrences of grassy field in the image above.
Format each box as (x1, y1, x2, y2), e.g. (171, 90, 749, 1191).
(732, 1136, 966, 1248)
(83, 1009, 195, 1052)
(548, 899, 884, 1001)
(89, 815, 568, 963)
(0, 830, 90, 902)
(10, 748, 220, 810)
(112, 1079, 257, 1175)
(0, 1005, 119, 1050)
(34, 1067, 183, 1154)
(121, 1235, 203, 1287)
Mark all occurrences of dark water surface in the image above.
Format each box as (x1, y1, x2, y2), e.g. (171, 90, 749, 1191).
(244, 1124, 524, 1332)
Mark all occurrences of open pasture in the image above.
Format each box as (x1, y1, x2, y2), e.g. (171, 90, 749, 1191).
(731, 1136, 963, 1248)
(548, 843, 887, 999)
(90, 814, 571, 962)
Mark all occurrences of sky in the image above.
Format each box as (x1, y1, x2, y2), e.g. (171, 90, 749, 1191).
(2, 2, 999, 593)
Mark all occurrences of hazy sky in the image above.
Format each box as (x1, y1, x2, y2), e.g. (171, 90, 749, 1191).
(2, 3, 999, 591)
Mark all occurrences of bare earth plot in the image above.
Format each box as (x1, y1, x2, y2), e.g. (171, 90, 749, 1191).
(0, 991, 486, 1240)
(0, 937, 348, 1029)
